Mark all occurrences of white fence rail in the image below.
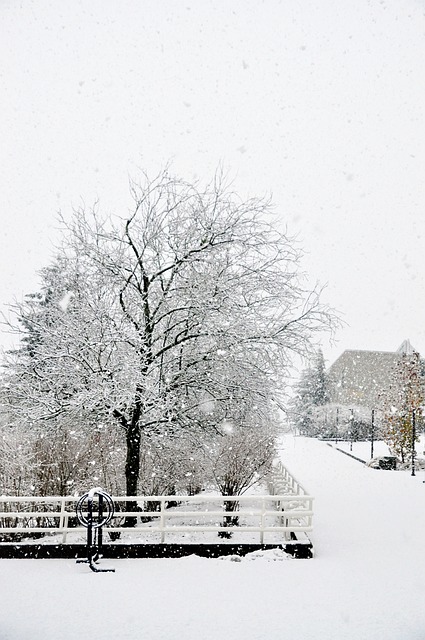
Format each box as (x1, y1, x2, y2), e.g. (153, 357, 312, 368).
(268, 459, 310, 496)
(0, 463, 313, 546)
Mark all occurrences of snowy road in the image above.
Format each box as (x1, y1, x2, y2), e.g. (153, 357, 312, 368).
(1, 436, 425, 639)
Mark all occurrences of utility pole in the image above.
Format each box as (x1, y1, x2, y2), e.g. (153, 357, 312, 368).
(411, 408, 416, 477)
(371, 409, 375, 460)
(335, 407, 339, 445)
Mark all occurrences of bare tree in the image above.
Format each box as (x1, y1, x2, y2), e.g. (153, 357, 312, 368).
(206, 422, 276, 537)
(3, 169, 337, 509)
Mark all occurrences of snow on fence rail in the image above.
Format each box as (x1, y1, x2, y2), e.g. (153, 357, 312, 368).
(0, 463, 313, 547)
(268, 459, 310, 497)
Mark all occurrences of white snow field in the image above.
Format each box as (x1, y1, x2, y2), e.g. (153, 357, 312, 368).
(2, 435, 425, 640)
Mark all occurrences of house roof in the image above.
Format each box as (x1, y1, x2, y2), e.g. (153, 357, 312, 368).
(397, 339, 415, 355)
(327, 342, 419, 408)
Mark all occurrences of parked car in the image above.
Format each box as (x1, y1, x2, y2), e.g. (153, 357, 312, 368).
(366, 456, 398, 470)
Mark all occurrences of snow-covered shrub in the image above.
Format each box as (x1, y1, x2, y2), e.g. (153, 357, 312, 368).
(205, 423, 276, 537)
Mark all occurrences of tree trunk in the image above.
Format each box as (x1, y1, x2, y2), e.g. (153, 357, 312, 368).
(124, 417, 141, 527)
(218, 499, 240, 538)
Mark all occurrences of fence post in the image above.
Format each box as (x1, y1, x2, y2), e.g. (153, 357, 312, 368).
(160, 497, 166, 543)
(260, 497, 265, 544)
(59, 497, 68, 544)
(284, 513, 290, 541)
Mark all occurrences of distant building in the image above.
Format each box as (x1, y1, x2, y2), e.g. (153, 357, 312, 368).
(327, 340, 419, 409)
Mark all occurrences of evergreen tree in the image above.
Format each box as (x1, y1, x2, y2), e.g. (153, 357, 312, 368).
(290, 349, 328, 436)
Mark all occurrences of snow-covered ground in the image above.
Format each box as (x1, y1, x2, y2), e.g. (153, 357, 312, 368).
(2, 436, 425, 640)
(326, 437, 391, 460)
(327, 434, 425, 467)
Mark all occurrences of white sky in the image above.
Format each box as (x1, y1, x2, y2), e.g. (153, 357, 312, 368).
(1, 0, 425, 366)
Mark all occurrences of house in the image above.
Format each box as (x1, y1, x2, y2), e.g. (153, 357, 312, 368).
(327, 340, 419, 409)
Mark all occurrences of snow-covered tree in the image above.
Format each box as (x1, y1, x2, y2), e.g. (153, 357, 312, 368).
(310, 403, 373, 441)
(290, 349, 328, 436)
(3, 169, 337, 503)
(205, 420, 277, 537)
(381, 352, 424, 462)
